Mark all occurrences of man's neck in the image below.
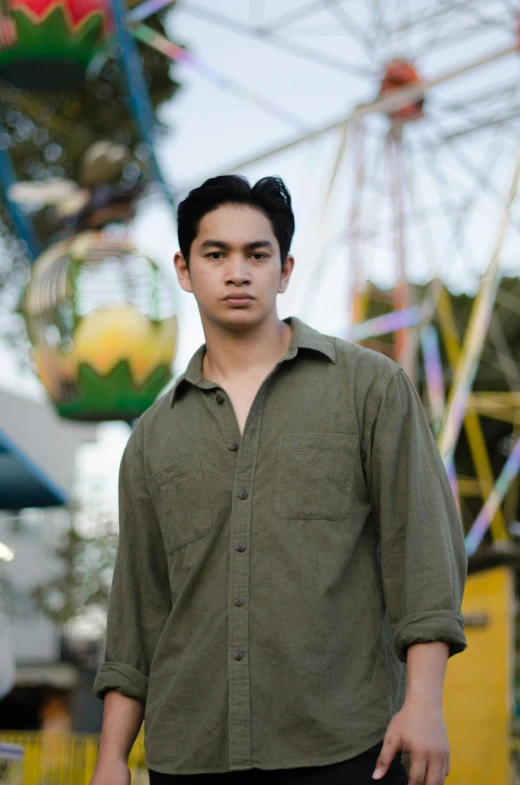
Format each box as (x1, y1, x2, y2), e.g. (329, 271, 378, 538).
(200, 314, 292, 384)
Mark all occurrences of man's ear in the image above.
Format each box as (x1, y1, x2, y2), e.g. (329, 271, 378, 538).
(174, 251, 193, 293)
(280, 254, 295, 291)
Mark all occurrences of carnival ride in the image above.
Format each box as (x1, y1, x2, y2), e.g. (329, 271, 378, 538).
(11, 141, 178, 420)
(1, 1, 520, 780)
(1, 0, 520, 579)
(149, 1, 520, 562)
(0, 0, 180, 422)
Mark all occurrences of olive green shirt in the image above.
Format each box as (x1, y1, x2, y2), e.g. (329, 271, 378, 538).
(94, 315, 467, 775)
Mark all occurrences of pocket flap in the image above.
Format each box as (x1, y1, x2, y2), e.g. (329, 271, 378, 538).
(151, 453, 201, 485)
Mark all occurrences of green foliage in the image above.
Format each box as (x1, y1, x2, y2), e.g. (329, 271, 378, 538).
(0, 7, 180, 246)
(31, 504, 118, 630)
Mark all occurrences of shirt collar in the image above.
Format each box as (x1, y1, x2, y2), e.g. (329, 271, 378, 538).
(169, 315, 336, 407)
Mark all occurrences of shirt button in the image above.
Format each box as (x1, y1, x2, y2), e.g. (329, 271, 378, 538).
(233, 650, 244, 661)
(235, 542, 246, 552)
(228, 442, 239, 451)
(238, 489, 248, 500)
(216, 394, 225, 405)
(234, 595, 245, 606)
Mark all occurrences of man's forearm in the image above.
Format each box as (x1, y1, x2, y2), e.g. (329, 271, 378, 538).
(405, 641, 450, 709)
(97, 690, 145, 764)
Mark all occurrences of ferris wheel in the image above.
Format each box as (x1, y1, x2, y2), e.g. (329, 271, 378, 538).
(153, 0, 520, 560)
(1, 0, 520, 558)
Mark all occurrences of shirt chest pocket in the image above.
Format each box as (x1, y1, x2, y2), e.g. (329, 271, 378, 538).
(151, 453, 212, 553)
(274, 432, 357, 521)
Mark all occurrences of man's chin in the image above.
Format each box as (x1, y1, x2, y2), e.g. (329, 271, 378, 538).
(216, 307, 266, 331)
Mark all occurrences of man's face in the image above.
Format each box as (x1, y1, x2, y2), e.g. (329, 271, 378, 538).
(175, 204, 294, 329)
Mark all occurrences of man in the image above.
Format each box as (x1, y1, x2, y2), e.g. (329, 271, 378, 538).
(91, 175, 467, 785)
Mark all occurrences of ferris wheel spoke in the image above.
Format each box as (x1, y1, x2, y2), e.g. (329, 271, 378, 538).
(361, 134, 391, 202)
(394, 0, 484, 35)
(400, 133, 442, 282)
(427, 83, 520, 144)
(260, 0, 330, 32)
(254, 31, 374, 78)
(179, 2, 373, 78)
(297, 123, 353, 320)
(437, 131, 520, 463)
(479, 342, 520, 388)
(496, 283, 520, 317)
(417, 7, 479, 59)
(441, 0, 512, 31)
(425, 116, 520, 239)
(379, 0, 402, 60)
(456, 11, 514, 31)
(406, 134, 481, 278)
(434, 21, 515, 61)
(431, 81, 519, 117)
(418, 107, 519, 203)
(487, 314, 520, 390)
(132, 22, 309, 131)
(450, 134, 512, 248)
(435, 110, 520, 144)
(368, 0, 387, 62)
(323, 0, 378, 61)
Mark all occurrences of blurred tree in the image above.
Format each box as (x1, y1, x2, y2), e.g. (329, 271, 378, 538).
(0, 1, 181, 370)
(31, 502, 118, 635)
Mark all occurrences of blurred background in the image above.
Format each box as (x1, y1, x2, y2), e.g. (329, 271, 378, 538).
(0, 0, 520, 782)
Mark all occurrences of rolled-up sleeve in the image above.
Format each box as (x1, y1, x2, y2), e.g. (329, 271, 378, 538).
(93, 418, 171, 703)
(367, 367, 468, 664)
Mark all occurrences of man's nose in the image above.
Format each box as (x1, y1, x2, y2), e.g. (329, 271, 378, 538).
(225, 255, 251, 282)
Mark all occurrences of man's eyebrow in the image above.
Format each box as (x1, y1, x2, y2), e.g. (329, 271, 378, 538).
(198, 239, 274, 251)
(199, 240, 230, 250)
(244, 240, 274, 251)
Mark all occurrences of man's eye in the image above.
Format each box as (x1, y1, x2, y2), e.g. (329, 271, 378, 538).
(208, 252, 223, 259)
(252, 253, 268, 260)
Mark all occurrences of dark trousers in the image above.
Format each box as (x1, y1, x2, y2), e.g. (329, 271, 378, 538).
(148, 741, 408, 784)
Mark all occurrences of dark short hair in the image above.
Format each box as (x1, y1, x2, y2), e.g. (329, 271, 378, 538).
(177, 174, 295, 266)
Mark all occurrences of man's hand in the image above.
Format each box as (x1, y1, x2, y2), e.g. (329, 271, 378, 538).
(372, 697, 450, 785)
(90, 758, 131, 785)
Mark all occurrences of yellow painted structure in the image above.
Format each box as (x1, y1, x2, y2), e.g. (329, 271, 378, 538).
(443, 566, 515, 785)
(1, 568, 518, 784)
(0, 727, 146, 784)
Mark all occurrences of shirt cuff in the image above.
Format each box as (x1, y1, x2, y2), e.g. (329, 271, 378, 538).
(393, 610, 467, 663)
(93, 662, 149, 703)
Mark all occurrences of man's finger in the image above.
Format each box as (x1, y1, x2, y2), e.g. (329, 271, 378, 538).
(425, 753, 448, 785)
(407, 750, 428, 785)
(372, 736, 400, 780)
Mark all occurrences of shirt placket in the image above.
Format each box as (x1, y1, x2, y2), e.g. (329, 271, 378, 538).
(210, 377, 272, 770)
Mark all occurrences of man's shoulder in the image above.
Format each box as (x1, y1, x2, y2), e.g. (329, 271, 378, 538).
(326, 332, 401, 385)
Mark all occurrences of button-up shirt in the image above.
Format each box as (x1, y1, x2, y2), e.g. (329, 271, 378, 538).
(93, 315, 467, 776)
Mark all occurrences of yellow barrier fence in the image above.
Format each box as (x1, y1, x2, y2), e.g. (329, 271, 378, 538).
(0, 730, 146, 785)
